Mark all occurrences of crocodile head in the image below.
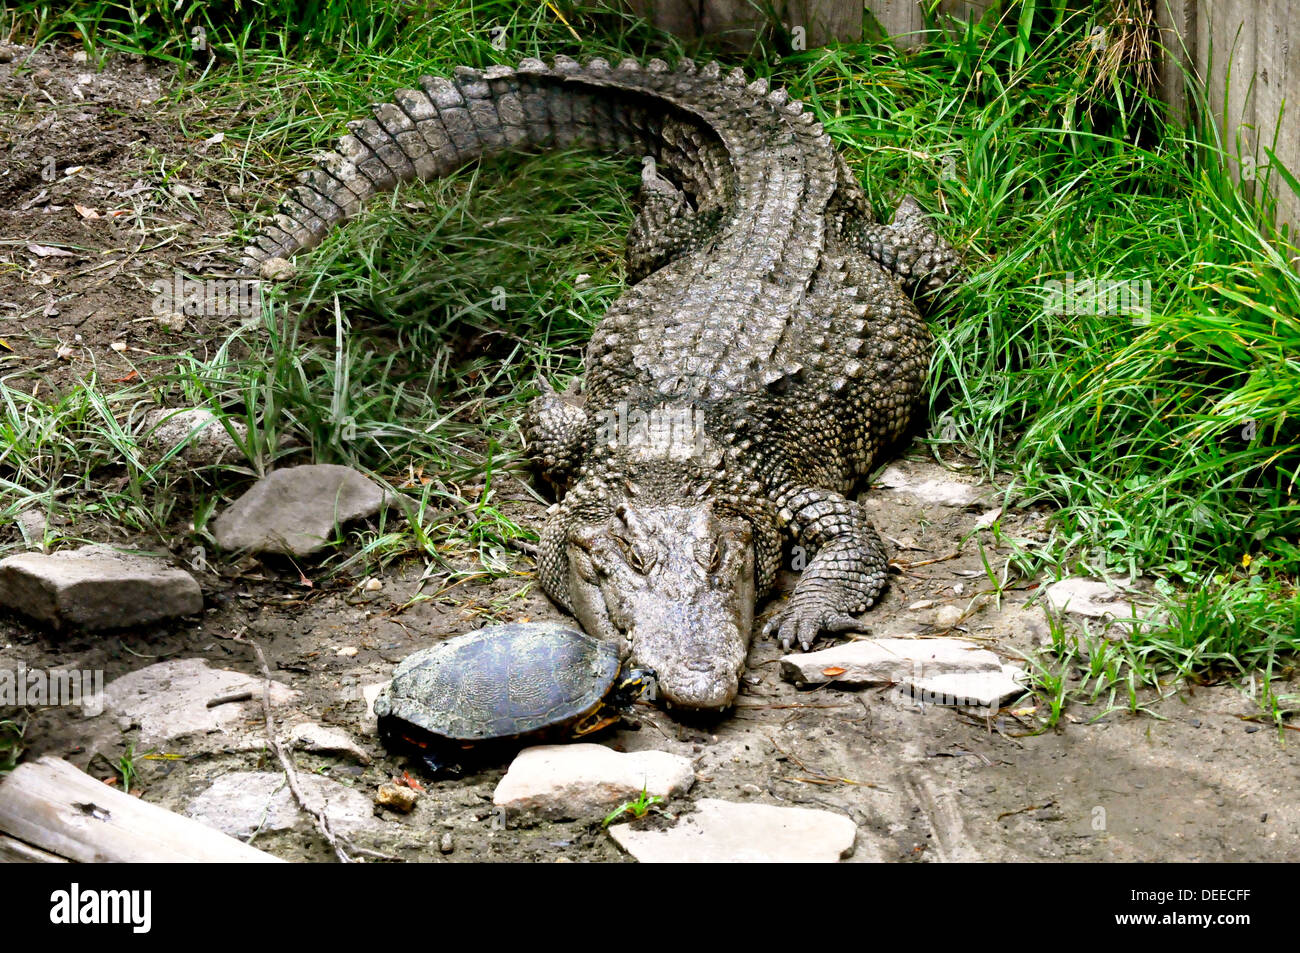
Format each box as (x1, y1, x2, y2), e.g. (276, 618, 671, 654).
(565, 500, 755, 710)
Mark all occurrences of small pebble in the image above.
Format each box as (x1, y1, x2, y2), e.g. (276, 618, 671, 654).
(1245, 724, 1261, 734)
(934, 604, 963, 628)
(439, 832, 454, 854)
(376, 782, 418, 814)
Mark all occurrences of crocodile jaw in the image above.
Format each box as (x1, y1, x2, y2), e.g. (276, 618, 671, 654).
(565, 502, 756, 710)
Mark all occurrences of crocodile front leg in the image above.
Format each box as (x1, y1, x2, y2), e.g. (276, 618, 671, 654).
(763, 485, 889, 651)
(524, 378, 589, 491)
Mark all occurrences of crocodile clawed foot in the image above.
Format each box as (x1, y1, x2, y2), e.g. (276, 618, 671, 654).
(762, 599, 869, 653)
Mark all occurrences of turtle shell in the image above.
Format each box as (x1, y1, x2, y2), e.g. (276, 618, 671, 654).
(373, 621, 620, 742)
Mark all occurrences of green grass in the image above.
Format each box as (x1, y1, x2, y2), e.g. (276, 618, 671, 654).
(602, 784, 665, 827)
(1, 0, 1297, 721)
(0, 717, 24, 775)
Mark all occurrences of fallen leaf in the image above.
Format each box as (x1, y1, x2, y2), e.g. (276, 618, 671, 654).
(27, 243, 74, 258)
(110, 370, 139, 383)
(73, 204, 100, 220)
(109, 341, 127, 352)
(822, 666, 847, 677)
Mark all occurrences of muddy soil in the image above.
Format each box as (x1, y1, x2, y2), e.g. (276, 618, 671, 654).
(1, 44, 1297, 863)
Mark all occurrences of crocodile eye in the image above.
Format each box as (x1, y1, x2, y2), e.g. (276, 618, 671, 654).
(614, 535, 652, 575)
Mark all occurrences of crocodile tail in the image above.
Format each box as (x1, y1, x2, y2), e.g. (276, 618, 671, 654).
(240, 55, 840, 274)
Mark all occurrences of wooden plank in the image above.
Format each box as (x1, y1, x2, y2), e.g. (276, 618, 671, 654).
(1197, 0, 1218, 124)
(784, 0, 861, 47)
(0, 832, 69, 863)
(870, 0, 928, 49)
(1223, 0, 1257, 198)
(624, 0, 698, 37)
(0, 757, 285, 863)
(625, 0, 859, 48)
(1155, 0, 1198, 124)
(1253, 0, 1300, 247)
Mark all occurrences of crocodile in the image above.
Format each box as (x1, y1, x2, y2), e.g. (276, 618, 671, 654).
(241, 55, 962, 711)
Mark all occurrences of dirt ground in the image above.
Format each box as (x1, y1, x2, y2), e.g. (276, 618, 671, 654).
(1, 44, 1297, 863)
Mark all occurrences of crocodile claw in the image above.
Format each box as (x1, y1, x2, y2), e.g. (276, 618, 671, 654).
(763, 600, 868, 652)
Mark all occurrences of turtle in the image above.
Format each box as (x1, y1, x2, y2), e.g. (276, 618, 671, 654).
(374, 621, 656, 777)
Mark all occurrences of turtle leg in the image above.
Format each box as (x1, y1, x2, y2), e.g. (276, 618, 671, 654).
(418, 742, 467, 779)
(571, 711, 621, 738)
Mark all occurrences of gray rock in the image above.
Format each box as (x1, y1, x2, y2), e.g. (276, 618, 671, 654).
(780, 637, 1003, 686)
(933, 604, 964, 628)
(900, 665, 1029, 710)
(212, 464, 398, 557)
(609, 798, 856, 863)
(285, 722, 371, 765)
(1043, 577, 1143, 620)
(188, 771, 374, 838)
(104, 658, 298, 747)
(0, 545, 203, 631)
(493, 744, 695, 821)
(875, 464, 980, 507)
(140, 408, 248, 467)
(780, 638, 1026, 711)
(14, 510, 50, 551)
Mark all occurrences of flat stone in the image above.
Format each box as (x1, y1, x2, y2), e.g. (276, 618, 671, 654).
(188, 771, 374, 838)
(104, 658, 297, 747)
(285, 722, 371, 765)
(1042, 577, 1140, 619)
(0, 545, 203, 631)
(900, 665, 1029, 710)
(781, 637, 1003, 687)
(14, 510, 50, 550)
(609, 798, 856, 863)
(141, 408, 247, 467)
(875, 464, 980, 506)
(212, 464, 398, 557)
(493, 744, 695, 821)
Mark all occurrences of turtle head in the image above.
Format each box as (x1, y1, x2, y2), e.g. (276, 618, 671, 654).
(565, 500, 755, 710)
(609, 666, 658, 708)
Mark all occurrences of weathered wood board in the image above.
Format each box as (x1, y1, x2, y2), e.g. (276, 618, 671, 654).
(0, 756, 285, 863)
